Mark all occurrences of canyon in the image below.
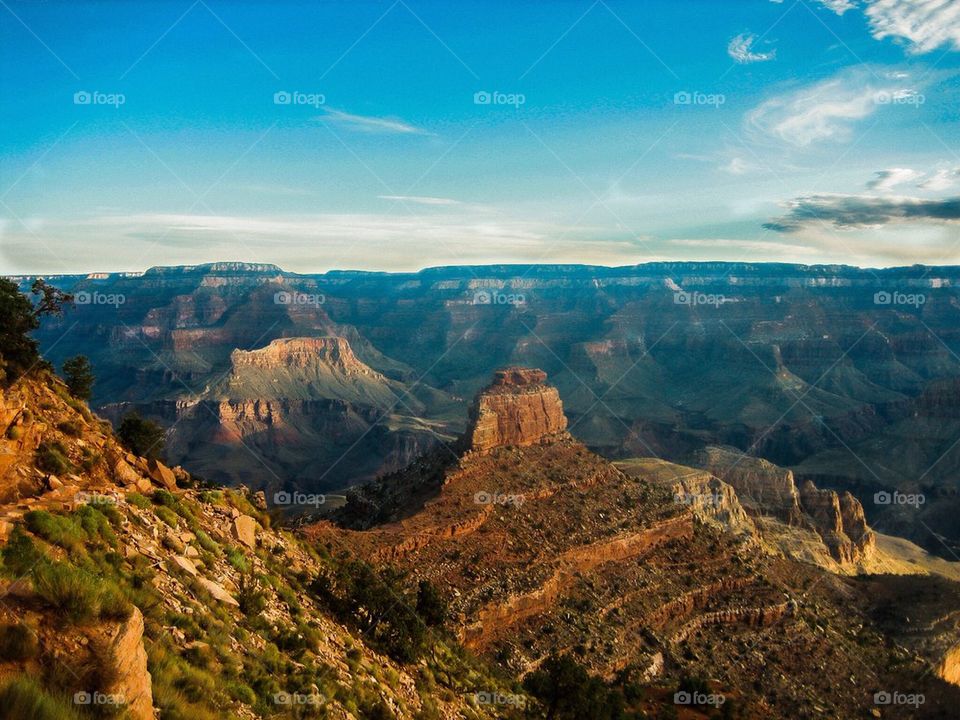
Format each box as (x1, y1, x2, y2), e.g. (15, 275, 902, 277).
(21, 261, 960, 557)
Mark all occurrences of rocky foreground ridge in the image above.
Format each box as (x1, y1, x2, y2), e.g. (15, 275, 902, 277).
(0, 372, 511, 719)
(316, 368, 960, 719)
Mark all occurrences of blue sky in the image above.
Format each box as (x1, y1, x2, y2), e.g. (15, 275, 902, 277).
(1, 0, 959, 273)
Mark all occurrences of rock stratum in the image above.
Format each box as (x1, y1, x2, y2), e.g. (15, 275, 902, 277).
(462, 367, 569, 452)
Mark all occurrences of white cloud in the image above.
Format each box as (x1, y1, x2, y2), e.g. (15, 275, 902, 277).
(316, 109, 430, 135)
(817, 0, 858, 15)
(865, 0, 960, 54)
(727, 33, 776, 63)
(866, 167, 923, 191)
(720, 157, 753, 175)
(918, 167, 960, 190)
(746, 67, 923, 146)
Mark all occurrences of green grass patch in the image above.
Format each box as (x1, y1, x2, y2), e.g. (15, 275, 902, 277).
(24, 511, 85, 552)
(0, 675, 82, 720)
(35, 440, 73, 475)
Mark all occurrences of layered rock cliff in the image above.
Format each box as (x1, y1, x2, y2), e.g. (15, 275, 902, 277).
(693, 445, 804, 524)
(799, 480, 876, 564)
(462, 367, 568, 452)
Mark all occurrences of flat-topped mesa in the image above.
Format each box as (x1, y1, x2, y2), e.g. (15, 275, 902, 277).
(462, 367, 568, 452)
(230, 337, 378, 376)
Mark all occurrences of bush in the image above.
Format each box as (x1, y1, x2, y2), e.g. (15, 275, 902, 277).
(0, 623, 38, 661)
(61, 356, 94, 400)
(416, 580, 448, 627)
(35, 441, 73, 475)
(56, 421, 82, 437)
(117, 412, 165, 460)
(0, 675, 81, 720)
(24, 511, 85, 552)
(31, 561, 131, 623)
(6, 425, 22, 440)
(1, 527, 44, 576)
(155, 506, 180, 529)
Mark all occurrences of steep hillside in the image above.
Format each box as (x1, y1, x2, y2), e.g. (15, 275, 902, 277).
(0, 371, 515, 720)
(314, 369, 960, 719)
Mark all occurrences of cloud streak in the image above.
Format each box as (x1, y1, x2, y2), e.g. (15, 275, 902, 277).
(727, 32, 776, 63)
(764, 193, 960, 231)
(316, 109, 431, 135)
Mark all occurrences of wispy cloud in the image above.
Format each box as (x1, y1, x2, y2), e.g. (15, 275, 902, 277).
(316, 109, 431, 135)
(764, 193, 960, 231)
(866, 167, 924, 191)
(746, 67, 923, 146)
(727, 32, 776, 63)
(377, 195, 462, 206)
(865, 0, 960, 54)
(815, 0, 857, 16)
(919, 167, 960, 191)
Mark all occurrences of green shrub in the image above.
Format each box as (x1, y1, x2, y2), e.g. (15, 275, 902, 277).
(5, 424, 22, 440)
(0, 623, 38, 661)
(153, 489, 179, 508)
(155, 506, 179, 529)
(31, 562, 130, 623)
(0, 675, 81, 720)
(225, 547, 249, 573)
(194, 530, 219, 554)
(24, 511, 85, 552)
(226, 681, 257, 706)
(117, 412, 165, 460)
(35, 441, 73, 475)
(1, 527, 44, 576)
(127, 493, 151, 510)
(56, 420, 82, 437)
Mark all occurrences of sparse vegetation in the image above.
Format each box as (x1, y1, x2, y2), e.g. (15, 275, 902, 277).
(61, 355, 94, 400)
(35, 441, 73, 475)
(0, 675, 82, 720)
(117, 411, 165, 460)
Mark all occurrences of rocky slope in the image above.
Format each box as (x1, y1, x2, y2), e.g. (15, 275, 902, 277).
(0, 371, 512, 719)
(313, 369, 960, 719)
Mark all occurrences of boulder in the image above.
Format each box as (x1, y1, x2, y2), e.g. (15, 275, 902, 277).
(232, 515, 258, 549)
(197, 577, 239, 607)
(147, 458, 178, 490)
(100, 607, 155, 720)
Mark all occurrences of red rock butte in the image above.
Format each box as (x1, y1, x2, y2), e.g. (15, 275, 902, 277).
(462, 367, 568, 452)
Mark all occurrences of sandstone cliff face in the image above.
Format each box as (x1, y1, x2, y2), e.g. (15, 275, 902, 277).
(799, 480, 876, 563)
(694, 446, 803, 524)
(462, 368, 568, 452)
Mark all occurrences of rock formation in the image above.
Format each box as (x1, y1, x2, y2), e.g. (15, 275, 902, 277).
(694, 446, 804, 524)
(462, 368, 568, 452)
(799, 480, 876, 563)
